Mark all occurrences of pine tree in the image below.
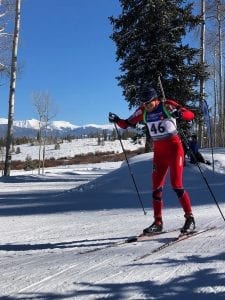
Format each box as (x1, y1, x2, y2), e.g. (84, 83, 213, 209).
(24, 155, 35, 171)
(15, 146, 21, 154)
(110, 0, 207, 108)
(111, 128, 117, 141)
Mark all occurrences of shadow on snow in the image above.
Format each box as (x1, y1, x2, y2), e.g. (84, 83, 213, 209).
(0, 160, 224, 216)
(3, 252, 225, 299)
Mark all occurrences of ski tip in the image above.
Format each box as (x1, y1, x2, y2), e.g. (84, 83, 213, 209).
(126, 236, 138, 243)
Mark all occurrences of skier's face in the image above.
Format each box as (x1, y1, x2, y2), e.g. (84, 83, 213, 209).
(144, 99, 160, 112)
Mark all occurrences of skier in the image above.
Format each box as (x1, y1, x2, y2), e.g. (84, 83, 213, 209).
(109, 88, 196, 234)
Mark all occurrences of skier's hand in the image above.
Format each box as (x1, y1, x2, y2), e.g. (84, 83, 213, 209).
(171, 109, 182, 119)
(186, 121, 193, 129)
(108, 112, 120, 123)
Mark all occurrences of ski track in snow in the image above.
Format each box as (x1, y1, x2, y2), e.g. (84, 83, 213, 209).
(3, 224, 225, 299)
(0, 147, 225, 299)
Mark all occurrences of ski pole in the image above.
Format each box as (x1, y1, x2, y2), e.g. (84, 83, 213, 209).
(179, 128, 225, 222)
(114, 123, 147, 215)
(157, 75, 225, 222)
(157, 73, 166, 103)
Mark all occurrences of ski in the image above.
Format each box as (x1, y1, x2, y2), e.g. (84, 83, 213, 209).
(125, 228, 178, 243)
(134, 226, 216, 261)
(78, 228, 179, 255)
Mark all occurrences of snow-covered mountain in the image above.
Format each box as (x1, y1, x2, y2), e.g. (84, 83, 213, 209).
(0, 118, 114, 137)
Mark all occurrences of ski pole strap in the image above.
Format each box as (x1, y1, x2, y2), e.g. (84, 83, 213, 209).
(143, 109, 147, 123)
(162, 104, 172, 119)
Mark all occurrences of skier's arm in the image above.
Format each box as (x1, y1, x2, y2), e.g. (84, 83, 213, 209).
(109, 107, 144, 129)
(165, 99, 195, 121)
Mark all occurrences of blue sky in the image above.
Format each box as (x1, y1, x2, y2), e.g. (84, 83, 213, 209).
(1, 0, 132, 125)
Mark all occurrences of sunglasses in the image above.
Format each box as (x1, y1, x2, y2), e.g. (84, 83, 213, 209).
(143, 99, 156, 105)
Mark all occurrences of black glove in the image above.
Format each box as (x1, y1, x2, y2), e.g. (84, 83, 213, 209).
(171, 109, 182, 119)
(108, 112, 120, 123)
(186, 121, 193, 129)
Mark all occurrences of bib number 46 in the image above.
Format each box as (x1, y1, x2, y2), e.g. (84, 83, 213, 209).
(150, 122, 165, 134)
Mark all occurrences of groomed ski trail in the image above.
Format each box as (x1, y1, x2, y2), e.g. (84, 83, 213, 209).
(134, 226, 217, 261)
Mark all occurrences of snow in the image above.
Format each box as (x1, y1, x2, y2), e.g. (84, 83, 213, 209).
(12, 138, 145, 161)
(14, 119, 41, 130)
(0, 117, 114, 131)
(0, 143, 225, 299)
(0, 118, 8, 124)
(50, 121, 79, 130)
(83, 124, 114, 130)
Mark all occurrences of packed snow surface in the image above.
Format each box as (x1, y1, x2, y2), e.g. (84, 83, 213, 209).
(0, 146, 225, 299)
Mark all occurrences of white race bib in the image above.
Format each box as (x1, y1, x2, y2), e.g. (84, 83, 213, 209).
(147, 118, 177, 140)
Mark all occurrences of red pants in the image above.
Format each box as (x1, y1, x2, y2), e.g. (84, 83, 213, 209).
(152, 135, 192, 220)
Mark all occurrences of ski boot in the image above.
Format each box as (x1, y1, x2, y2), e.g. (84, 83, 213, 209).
(180, 214, 195, 234)
(143, 218, 163, 235)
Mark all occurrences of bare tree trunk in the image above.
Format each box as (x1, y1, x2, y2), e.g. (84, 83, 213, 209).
(42, 145, 45, 175)
(199, 0, 206, 147)
(42, 128, 47, 175)
(4, 0, 21, 176)
(38, 142, 42, 174)
(32, 91, 57, 175)
(213, 50, 218, 147)
(38, 127, 42, 175)
(217, 0, 223, 146)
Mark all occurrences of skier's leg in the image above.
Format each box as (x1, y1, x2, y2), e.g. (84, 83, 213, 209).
(143, 154, 169, 234)
(152, 187, 163, 223)
(169, 142, 195, 232)
(173, 188, 193, 216)
(152, 152, 168, 222)
(169, 142, 193, 216)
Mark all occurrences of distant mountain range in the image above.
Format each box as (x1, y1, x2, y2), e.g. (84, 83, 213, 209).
(0, 118, 115, 138)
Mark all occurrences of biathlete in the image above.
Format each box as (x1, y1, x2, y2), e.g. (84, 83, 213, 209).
(109, 88, 195, 234)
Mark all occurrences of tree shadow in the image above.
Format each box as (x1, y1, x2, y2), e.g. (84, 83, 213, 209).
(4, 270, 225, 299)
(0, 236, 126, 252)
(0, 158, 224, 216)
(0, 173, 98, 184)
(2, 251, 225, 299)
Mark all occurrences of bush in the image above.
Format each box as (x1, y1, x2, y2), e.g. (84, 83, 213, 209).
(55, 143, 60, 150)
(24, 155, 35, 171)
(15, 146, 21, 154)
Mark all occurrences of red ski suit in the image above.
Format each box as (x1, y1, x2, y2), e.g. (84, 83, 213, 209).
(116, 99, 195, 220)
